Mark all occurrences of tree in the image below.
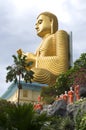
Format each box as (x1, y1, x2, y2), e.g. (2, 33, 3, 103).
(41, 86, 57, 104)
(9, 103, 35, 130)
(69, 53, 86, 87)
(0, 99, 49, 130)
(6, 52, 34, 105)
(41, 53, 86, 99)
(74, 53, 86, 69)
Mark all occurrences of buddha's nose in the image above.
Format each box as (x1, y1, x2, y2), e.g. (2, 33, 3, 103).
(35, 24, 39, 30)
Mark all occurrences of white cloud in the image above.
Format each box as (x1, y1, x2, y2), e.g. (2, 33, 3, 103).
(0, 0, 86, 96)
(0, 65, 10, 96)
(71, 0, 86, 9)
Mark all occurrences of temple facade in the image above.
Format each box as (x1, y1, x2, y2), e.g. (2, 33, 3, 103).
(1, 81, 47, 104)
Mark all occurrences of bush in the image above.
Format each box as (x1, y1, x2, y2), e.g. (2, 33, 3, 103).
(75, 110, 86, 130)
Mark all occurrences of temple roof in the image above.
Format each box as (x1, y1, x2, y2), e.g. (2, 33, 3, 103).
(1, 81, 48, 99)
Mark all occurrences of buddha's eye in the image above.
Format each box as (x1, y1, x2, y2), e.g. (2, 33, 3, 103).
(38, 20, 43, 24)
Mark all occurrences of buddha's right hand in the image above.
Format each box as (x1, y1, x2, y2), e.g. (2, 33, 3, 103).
(17, 49, 23, 55)
(17, 49, 27, 56)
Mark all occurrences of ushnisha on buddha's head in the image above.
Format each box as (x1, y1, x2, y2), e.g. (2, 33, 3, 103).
(35, 12, 58, 38)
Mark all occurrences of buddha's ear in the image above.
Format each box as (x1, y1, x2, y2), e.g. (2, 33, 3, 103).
(51, 19, 54, 34)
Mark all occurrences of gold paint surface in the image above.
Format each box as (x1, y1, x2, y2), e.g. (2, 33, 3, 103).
(17, 12, 69, 85)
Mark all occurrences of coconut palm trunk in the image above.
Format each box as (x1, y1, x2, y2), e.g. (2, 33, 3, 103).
(17, 74, 22, 105)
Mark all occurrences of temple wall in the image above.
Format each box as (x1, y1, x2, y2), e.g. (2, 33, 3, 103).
(7, 89, 41, 104)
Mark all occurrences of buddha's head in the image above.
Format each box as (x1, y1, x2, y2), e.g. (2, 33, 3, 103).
(35, 12, 58, 38)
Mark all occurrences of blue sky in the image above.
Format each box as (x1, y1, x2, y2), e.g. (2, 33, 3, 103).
(0, 0, 86, 96)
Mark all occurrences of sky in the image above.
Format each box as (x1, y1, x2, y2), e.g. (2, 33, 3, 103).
(0, 0, 86, 96)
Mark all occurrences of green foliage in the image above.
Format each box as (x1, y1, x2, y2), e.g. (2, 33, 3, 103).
(0, 99, 86, 130)
(54, 53, 86, 95)
(0, 99, 49, 130)
(6, 54, 34, 83)
(41, 116, 74, 130)
(54, 67, 74, 95)
(0, 99, 16, 129)
(41, 86, 57, 104)
(6, 53, 34, 105)
(40, 68, 76, 102)
(59, 116, 74, 130)
(75, 110, 86, 130)
(68, 67, 86, 87)
(8, 103, 35, 130)
(55, 73, 70, 95)
(74, 53, 86, 69)
(32, 113, 50, 130)
(71, 53, 86, 86)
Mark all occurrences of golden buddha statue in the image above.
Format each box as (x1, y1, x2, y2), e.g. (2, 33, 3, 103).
(17, 12, 69, 85)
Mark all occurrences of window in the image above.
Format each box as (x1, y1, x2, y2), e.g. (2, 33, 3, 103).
(23, 90, 28, 97)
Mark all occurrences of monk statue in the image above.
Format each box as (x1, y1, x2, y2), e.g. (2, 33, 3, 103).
(17, 12, 69, 85)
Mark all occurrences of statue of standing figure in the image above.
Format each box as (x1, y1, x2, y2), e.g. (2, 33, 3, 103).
(17, 12, 69, 85)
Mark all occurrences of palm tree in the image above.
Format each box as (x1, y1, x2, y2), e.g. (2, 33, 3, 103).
(0, 99, 49, 130)
(9, 103, 35, 130)
(6, 52, 34, 105)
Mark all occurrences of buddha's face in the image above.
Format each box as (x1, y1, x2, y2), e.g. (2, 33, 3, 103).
(35, 15, 51, 38)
